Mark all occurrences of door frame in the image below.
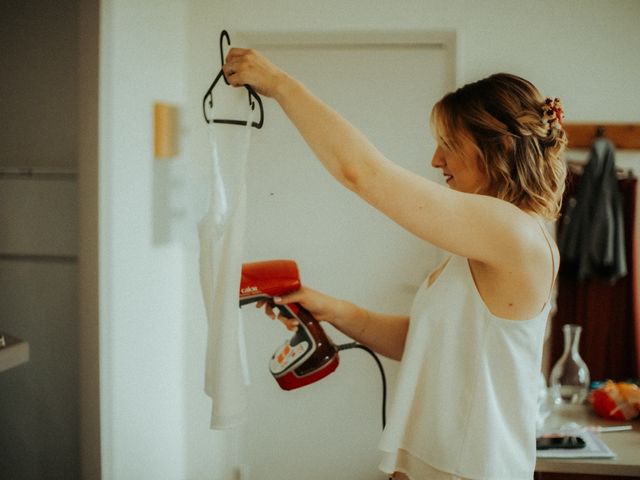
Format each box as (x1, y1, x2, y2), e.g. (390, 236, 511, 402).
(231, 29, 460, 480)
(238, 30, 461, 90)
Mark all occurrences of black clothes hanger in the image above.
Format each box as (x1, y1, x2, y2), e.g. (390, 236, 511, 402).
(202, 30, 264, 129)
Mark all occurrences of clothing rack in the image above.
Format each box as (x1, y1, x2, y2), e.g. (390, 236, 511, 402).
(566, 159, 635, 179)
(0, 253, 77, 263)
(553, 122, 640, 382)
(0, 166, 77, 180)
(564, 123, 640, 150)
(564, 122, 640, 178)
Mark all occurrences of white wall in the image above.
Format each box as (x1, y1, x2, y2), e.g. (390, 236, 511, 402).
(99, 1, 190, 479)
(200, 0, 640, 120)
(100, 1, 640, 479)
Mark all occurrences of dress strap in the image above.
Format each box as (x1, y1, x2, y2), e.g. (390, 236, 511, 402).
(537, 220, 557, 302)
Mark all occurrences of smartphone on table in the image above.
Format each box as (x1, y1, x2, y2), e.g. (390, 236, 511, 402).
(536, 434, 586, 450)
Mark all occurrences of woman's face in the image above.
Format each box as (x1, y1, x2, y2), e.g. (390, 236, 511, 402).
(431, 136, 487, 194)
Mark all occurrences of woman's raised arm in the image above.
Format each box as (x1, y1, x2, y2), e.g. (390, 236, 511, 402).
(223, 48, 535, 268)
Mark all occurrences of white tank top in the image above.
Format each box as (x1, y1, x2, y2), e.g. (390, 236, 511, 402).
(378, 254, 550, 480)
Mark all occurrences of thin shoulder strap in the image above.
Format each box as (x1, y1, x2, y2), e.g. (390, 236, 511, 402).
(537, 221, 557, 302)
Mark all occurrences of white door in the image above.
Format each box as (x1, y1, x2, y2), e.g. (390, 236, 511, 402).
(240, 33, 455, 480)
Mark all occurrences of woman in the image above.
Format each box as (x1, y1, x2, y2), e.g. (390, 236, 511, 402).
(223, 49, 567, 479)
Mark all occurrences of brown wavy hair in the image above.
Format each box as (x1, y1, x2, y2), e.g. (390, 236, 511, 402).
(430, 73, 568, 219)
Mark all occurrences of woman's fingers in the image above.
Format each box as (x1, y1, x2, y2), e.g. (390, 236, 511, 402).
(222, 48, 285, 97)
(281, 316, 300, 331)
(255, 300, 275, 319)
(221, 62, 239, 84)
(265, 302, 276, 320)
(255, 299, 299, 331)
(273, 289, 306, 307)
(225, 47, 250, 61)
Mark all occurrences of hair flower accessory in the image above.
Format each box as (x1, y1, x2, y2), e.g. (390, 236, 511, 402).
(542, 97, 564, 132)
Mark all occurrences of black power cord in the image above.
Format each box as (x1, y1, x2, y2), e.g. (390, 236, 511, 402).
(337, 342, 387, 429)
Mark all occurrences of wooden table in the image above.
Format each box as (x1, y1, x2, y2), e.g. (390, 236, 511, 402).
(536, 404, 640, 478)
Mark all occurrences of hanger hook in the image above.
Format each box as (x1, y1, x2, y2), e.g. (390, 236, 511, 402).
(203, 29, 264, 128)
(220, 30, 231, 86)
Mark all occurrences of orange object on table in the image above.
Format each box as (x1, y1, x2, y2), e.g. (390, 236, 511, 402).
(589, 380, 640, 421)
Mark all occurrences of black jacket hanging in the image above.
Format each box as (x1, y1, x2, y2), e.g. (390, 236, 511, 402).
(558, 137, 627, 282)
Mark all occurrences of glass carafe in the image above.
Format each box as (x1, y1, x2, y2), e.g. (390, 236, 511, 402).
(549, 324, 590, 405)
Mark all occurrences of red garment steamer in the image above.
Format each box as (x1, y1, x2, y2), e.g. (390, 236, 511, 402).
(239, 259, 340, 390)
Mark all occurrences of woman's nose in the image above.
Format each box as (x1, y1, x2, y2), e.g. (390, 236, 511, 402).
(431, 147, 444, 168)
